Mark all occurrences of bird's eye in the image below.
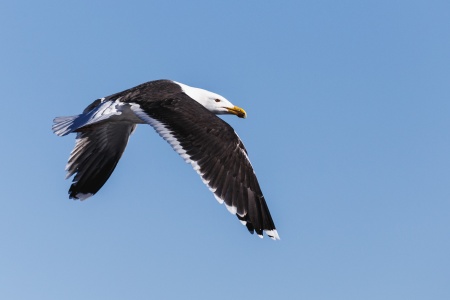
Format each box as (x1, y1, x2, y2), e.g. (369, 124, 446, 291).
(215, 99, 221, 102)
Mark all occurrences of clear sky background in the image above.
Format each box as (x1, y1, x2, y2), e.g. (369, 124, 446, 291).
(1, 1, 449, 299)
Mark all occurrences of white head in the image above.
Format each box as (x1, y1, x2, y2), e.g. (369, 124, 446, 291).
(175, 81, 247, 118)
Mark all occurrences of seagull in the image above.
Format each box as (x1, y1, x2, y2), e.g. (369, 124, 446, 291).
(53, 79, 279, 240)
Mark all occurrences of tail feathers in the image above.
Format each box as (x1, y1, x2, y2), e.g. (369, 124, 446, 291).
(52, 116, 80, 136)
(53, 99, 126, 137)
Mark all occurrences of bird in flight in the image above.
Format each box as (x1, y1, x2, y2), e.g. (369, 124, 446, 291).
(53, 80, 279, 240)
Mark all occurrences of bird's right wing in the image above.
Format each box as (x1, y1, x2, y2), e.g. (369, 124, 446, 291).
(63, 122, 136, 199)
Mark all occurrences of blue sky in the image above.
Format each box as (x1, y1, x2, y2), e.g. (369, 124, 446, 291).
(1, 1, 449, 299)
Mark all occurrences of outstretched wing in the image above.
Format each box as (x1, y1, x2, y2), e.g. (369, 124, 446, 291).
(53, 99, 139, 200)
(130, 96, 279, 239)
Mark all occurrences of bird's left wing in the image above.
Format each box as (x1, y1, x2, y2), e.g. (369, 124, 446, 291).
(130, 96, 279, 239)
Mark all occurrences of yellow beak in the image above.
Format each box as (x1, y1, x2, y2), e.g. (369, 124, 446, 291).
(226, 105, 247, 118)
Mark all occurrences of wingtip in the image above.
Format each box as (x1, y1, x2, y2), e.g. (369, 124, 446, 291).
(266, 229, 280, 240)
(257, 230, 280, 240)
(69, 192, 93, 201)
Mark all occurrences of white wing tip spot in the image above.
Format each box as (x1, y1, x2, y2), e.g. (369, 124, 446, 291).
(266, 229, 280, 240)
(75, 193, 93, 200)
(225, 204, 237, 215)
(213, 194, 224, 204)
